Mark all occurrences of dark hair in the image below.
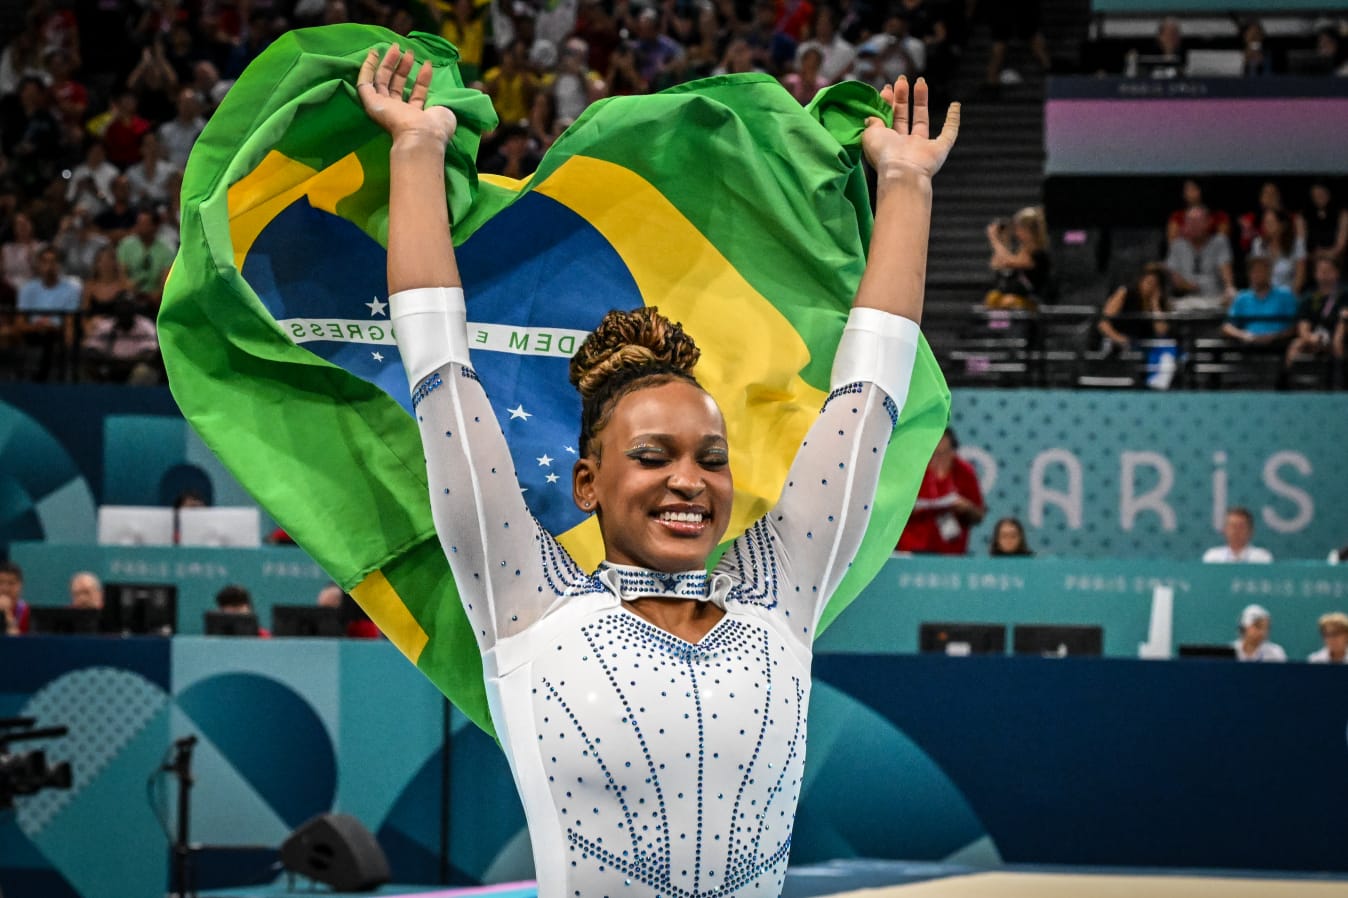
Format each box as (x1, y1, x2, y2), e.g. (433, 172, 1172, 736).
(1263, 208, 1294, 256)
(943, 427, 959, 450)
(1314, 250, 1341, 272)
(1227, 506, 1255, 527)
(1137, 262, 1172, 310)
(989, 517, 1033, 556)
(0, 560, 22, 580)
(568, 306, 701, 459)
(215, 584, 253, 610)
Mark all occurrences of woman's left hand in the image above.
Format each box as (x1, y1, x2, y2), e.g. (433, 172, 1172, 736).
(862, 76, 959, 183)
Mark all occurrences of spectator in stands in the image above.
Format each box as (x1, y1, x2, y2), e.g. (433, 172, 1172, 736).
(0, 560, 30, 635)
(1222, 255, 1298, 349)
(97, 91, 152, 168)
(897, 428, 986, 555)
(0, 76, 64, 198)
(429, 0, 487, 83)
(81, 297, 160, 384)
(713, 38, 762, 77)
(1233, 603, 1285, 662)
(53, 207, 108, 281)
(93, 175, 139, 242)
(634, 7, 686, 84)
(782, 45, 829, 104)
(1, 210, 43, 292)
(479, 123, 542, 178)
(65, 141, 118, 217)
(1308, 611, 1348, 663)
(798, 5, 855, 83)
(1239, 20, 1272, 78)
(897, 0, 953, 85)
(126, 132, 179, 209)
(82, 244, 136, 319)
(605, 40, 649, 94)
(1250, 209, 1306, 294)
(117, 210, 175, 304)
(1303, 182, 1347, 263)
(215, 584, 270, 637)
(1236, 181, 1290, 255)
(1098, 263, 1171, 350)
(989, 517, 1033, 557)
(158, 88, 206, 170)
(1203, 506, 1273, 563)
(984, 0, 1050, 90)
(1283, 253, 1346, 385)
(69, 571, 103, 611)
(1165, 179, 1229, 243)
(984, 206, 1051, 310)
(531, 37, 604, 144)
(16, 246, 81, 380)
(483, 39, 539, 127)
(190, 61, 234, 116)
(1165, 206, 1235, 309)
(1312, 27, 1348, 76)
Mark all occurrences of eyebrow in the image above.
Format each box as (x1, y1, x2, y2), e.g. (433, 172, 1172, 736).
(627, 434, 728, 448)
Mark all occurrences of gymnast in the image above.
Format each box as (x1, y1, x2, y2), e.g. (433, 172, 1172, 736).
(357, 43, 958, 898)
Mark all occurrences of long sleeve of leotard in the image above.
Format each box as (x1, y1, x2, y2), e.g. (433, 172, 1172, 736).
(394, 290, 591, 654)
(714, 309, 921, 645)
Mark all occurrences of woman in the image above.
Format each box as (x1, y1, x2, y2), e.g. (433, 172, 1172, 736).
(1098, 263, 1171, 349)
(1303, 182, 1348, 263)
(2, 212, 44, 293)
(782, 45, 829, 105)
(989, 517, 1032, 556)
(1251, 208, 1307, 294)
(984, 205, 1051, 310)
(358, 44, 957, 897)
(81, 244, 137, 320)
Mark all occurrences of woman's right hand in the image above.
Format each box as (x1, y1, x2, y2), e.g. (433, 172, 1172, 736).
(357, 44, 457, 148)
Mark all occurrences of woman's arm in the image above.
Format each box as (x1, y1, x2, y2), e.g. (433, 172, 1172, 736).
(359, 46, 585, 649)
(1097, 286, 1130, 345)
(717, 77, 958, 640)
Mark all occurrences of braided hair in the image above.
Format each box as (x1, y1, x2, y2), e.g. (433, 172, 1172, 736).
(568, 307, 702, 459)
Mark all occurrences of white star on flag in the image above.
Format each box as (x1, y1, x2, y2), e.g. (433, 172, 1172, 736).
(546, 473, 559, 484)
(564, 446, 576, 454)
(371, 351, 384, 362)
(366, 297, 388, 316)
(508, 404, 532, 420)
(537, 454, 553, 467)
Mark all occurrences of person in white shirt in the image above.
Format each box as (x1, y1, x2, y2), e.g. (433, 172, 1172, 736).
(1202, 506, 1273, 563)
(1308, 611, 1348, 663)
(1233, 604, 1286, 662)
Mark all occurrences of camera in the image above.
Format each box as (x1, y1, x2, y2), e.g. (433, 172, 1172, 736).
(0, 718, 72, 811)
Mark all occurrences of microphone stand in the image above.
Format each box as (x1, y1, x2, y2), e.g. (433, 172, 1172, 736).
(165, 735, 198, 898)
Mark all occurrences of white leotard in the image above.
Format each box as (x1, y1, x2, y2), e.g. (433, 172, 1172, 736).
(406, 311, 915, 898)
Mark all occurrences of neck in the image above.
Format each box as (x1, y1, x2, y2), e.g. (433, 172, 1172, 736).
(624, 596, 723, 642)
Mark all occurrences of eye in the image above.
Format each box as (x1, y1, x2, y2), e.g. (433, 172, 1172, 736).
(627, 449, 668, 467)
(700, 450, 729, 470)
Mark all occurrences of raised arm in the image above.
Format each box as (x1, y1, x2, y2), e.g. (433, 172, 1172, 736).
(359, 46, 585, 651)
(717, 77, 957, 639)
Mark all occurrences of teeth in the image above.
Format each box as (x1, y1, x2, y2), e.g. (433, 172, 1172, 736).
(659, 511, 705, 523)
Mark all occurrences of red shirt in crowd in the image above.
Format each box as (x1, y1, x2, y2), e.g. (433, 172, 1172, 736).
(896, 456, 985, 555)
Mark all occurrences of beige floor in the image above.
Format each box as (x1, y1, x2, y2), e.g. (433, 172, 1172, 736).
(837, 871, 1348, 897)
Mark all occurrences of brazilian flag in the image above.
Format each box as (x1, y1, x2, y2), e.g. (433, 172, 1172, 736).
(160, 24, 950, 737)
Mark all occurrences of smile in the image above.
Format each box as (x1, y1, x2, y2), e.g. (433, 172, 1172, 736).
(654, 508, 710, 534)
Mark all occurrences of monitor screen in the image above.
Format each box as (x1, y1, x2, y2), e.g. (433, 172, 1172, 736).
(29, 607, 102, 635)
(97, 506, 175, 546)
(105, 583, 178, 636)
(1178, 644, 1238, 660)
(1013, 624, 1104, 658)
(204, 611, 260, 637)
(919, 622, 1006, 656)
(272, 605, 344, 638)
(178, 507, 262, 548)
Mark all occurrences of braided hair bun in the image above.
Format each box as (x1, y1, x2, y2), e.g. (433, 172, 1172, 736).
(569, 307, 703, 458)
(569, 307, 700, 397)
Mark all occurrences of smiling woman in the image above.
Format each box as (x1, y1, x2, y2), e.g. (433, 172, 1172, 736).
(357, 36, 956, 898)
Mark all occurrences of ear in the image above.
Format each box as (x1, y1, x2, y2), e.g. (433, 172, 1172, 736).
(572, 458, 598, 511)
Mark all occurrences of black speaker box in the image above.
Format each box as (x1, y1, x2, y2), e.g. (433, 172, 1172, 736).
(280, 812, 390, 892)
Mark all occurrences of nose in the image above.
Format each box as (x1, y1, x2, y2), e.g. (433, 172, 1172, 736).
(666, 459, 705, 499)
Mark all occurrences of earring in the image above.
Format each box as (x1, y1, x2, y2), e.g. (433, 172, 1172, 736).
(582, 500, 591, 509)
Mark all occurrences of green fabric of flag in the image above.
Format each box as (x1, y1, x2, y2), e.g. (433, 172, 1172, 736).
(160, 23, 950, 739)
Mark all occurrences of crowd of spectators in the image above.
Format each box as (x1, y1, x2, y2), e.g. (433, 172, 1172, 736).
(0, 0, 985, 383)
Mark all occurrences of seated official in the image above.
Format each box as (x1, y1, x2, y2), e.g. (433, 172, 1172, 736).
(1309, 612, 1348, 664)
(1233, 604, 1287, 663)
(1203, 506, 1273, 564)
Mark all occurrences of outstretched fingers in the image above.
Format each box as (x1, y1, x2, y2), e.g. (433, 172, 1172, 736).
(911, 77, 930, 139)
(407, 60, 433, 109)
(892, 76, 909, 134)
(389, 49, 415, 98)
(936, 100, 961, 154)
(357, 49, 378, 90)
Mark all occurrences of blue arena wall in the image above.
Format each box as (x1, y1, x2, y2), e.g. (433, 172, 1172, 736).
(2, 385, 1345, 563)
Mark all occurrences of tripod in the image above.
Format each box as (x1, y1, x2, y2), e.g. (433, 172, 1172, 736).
(165, 735, 198, 898)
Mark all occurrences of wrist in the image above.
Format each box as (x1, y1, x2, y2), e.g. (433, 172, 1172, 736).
(876, 167, 933, 199)
(390, 132, 452, 156)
